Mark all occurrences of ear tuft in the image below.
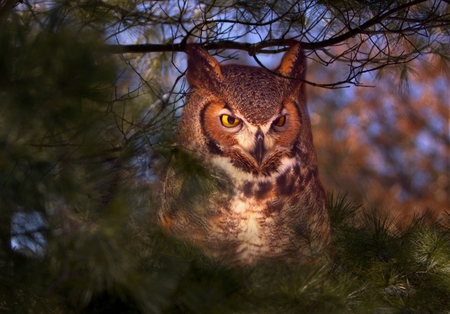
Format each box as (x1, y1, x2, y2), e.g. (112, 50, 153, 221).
(186, 44, 223, 88)
(276, 41, 306, 82)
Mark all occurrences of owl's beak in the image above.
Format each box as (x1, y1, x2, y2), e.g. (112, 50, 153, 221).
(253, 129, 265, 166)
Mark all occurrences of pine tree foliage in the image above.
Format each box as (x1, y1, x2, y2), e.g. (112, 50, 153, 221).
(0, 1, 449, 313)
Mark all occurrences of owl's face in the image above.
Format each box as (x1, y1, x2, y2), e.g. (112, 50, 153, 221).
(203, 98, 296, 162)
(199, 79, 303, 178)
(179, 43, 314, 181)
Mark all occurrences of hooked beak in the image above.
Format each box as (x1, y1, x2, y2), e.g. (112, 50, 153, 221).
(252, 129, 265, 166)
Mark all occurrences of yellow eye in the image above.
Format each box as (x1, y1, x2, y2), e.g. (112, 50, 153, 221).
(273, 115, 286, 127)
(220, 114, 241, 128)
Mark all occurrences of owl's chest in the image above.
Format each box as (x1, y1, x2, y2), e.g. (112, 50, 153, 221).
(161, 155, 323, 264)
(209, 174, 301, 262)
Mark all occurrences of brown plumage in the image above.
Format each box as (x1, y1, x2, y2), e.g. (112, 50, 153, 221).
(159, 42, 330, 265)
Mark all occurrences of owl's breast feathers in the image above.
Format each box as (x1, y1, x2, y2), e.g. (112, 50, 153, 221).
(160, 151, 330, 265)
(214, 152, 329, 263)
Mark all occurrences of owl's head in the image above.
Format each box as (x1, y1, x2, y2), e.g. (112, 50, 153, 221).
(179, 42, 316, 180)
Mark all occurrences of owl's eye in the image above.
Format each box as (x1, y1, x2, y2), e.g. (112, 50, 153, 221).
(220, 114, 241, 128)
(273, 115, 286, 127)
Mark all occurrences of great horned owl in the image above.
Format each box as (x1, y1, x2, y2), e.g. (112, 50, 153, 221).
(159, 42, 330, 265)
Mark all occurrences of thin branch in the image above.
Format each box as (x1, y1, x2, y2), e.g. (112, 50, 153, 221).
(105, 0, 437, 55)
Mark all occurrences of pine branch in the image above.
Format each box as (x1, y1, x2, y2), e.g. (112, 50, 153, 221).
(104, 0, 449, 55)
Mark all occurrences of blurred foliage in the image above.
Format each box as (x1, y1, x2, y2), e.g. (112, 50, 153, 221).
(308, 51, 449, 218)
(0, 0, 448, 313)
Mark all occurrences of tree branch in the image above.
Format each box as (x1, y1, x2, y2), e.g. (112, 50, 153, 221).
(105, 0, 436, 55)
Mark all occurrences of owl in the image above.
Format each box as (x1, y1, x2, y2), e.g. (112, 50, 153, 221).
(159, 42, 330, 265)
